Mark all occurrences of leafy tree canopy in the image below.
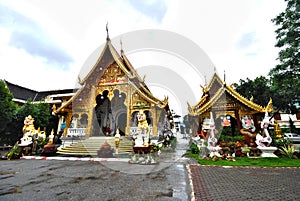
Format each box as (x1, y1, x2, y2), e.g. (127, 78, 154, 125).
(0, 80, 16, 133)
(15, 99, 51, 131)
(269, 0, 300, 113)
(233, 76, 272, 107)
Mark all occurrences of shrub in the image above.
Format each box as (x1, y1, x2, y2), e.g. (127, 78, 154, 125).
(274, 139, 292, 148)
(279, 145, 295, 159)
(189, 142, 199, 154)
(274, 139, 295, 158)
(7, 143, 21, 160)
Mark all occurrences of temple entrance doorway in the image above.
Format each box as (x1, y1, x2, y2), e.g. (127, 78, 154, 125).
(94, 89, 128, 136)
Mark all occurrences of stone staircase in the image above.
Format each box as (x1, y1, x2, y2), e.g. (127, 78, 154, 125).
(57, 136, 134, 156)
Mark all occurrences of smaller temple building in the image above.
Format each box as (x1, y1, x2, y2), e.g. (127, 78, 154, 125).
(188, 73, 273, 138)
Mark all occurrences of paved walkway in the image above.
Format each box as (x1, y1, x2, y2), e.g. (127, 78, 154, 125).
(188, 165, 300, 201)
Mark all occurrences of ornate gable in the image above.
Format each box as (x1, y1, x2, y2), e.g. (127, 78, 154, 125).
(99, 63, 127, 85)
(188, 73, 271, 117)
(207, 73, 224, 96)
(55, 32, 169, 136)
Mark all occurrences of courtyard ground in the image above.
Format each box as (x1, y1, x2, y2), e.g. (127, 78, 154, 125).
(1, 133, 300, 200)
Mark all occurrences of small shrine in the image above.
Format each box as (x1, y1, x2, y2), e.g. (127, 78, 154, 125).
(188, 73, 274, 157)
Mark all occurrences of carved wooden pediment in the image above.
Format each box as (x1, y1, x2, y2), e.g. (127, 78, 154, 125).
(132, 91, 151, 109)
(99, 64, 127, 85)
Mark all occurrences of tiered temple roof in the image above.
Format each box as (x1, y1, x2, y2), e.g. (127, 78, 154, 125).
(53, 31, 170, 137)
(55, 36, 168, 114)
(188, 73, 273, 117)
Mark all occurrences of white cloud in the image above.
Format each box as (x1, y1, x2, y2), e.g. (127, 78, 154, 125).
(0, 0, 287, 114)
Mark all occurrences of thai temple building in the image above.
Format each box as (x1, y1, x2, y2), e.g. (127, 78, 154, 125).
(187, 73, 274, 135)
(2, 29, 299, 154)
(53, 31, 170, 138)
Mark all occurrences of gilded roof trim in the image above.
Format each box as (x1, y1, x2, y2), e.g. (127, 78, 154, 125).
(55, 87, 83, 114)
(226, 85, 264, 111)
(107, 41, 132, 77)
(207, 73, 225, 89)
(194, 87, 224, 114)
(56, 37, 169, 113)
(189, 73, 268, 115)
(131, 83, 168, 108)
(121, 50, 167, 105)
(81, 42, 110, 84)
(193, 94, 208, 109)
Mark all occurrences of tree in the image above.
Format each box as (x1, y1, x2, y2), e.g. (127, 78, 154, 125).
(14, 99, 51, 132)
(0, 80, 16, 135)
(14, 99, 35, 133)
(3, 99, 53, 145)
(233, 76, 272, 107)
(34, 101, 52, 133)
(269, 0, 300, 113)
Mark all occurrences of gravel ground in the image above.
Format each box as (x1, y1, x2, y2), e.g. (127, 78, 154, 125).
(0, 159, 192, 201)
(0, 134, 192, 201)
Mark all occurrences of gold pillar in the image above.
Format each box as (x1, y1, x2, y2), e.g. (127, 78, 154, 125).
(125, 84, 132, 136)
(86, 86, 96, 136)
(151, 108, 157, 136)
(64, 112, 72, 137)
(274, 120, 283, 140)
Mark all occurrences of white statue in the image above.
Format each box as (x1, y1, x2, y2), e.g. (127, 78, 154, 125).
(255, 111, 278, 157)
(206, 112, 221, 157)
(134, 133, 144, 146)
(20, 133, 33, 146)
(207, 112, 217, 148)
(256, 111, 272, 147)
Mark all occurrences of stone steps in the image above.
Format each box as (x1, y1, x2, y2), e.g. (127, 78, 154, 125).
(57, 137, 133, 156)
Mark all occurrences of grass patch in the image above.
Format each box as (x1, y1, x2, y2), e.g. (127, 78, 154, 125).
(188, 153, 300, 167)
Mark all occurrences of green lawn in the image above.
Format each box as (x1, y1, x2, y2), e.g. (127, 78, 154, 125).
(188, 153, 300, 167)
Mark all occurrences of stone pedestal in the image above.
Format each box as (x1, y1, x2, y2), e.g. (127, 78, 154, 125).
(258, 146, 278, 157)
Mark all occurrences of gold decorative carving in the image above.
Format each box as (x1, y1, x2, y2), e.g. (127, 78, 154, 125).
(132, 92, 151, 109)
(99, 64, 126, 84)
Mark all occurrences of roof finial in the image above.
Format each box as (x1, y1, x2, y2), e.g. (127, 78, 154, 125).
(120, 37, 123, 53)
(223, 70, 226, 83)
(106, 22, 110, 40)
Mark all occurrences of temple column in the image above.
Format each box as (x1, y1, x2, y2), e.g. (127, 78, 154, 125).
(64, 112, 72, 136)
(125, 85, 132, 136)
(235, 109, 241, 130)
(152, 108, 157, 136)
(86, 85, 96, 136)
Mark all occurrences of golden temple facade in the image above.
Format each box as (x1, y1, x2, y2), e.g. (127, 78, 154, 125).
(54, 34, 169, 137)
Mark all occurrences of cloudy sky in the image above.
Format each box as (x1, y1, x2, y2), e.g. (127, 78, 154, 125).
(0, 0, 286, 115)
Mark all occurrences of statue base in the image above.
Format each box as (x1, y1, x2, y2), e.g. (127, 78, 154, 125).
(258, 146, 278, 157)
(43, 143, 57, 156)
